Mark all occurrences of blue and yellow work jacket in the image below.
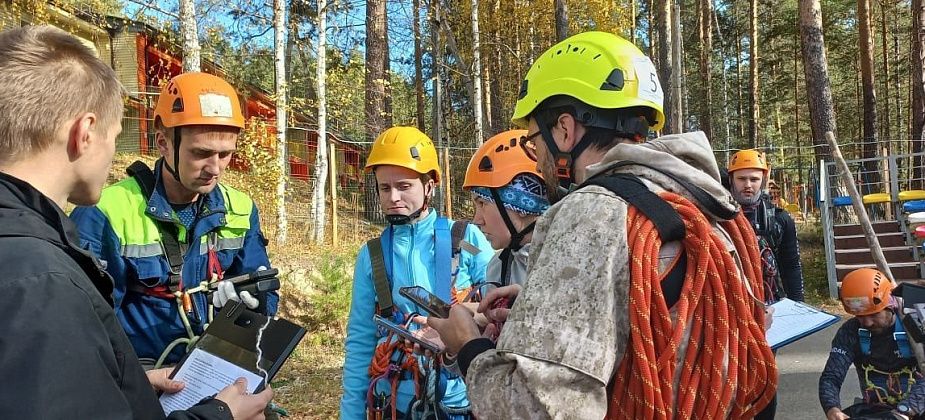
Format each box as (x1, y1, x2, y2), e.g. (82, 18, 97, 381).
(70, 161, 277, 364)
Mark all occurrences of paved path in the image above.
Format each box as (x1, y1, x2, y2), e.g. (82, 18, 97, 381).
(776, 319, 858, 419)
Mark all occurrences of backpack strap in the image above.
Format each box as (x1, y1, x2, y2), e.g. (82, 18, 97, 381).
(451, 220, 469, 255)
(434, 217, 452, 303)
(366, 237, 394, 317)
(859, 328, 872, 356)
(126, 160, 186, 292)
(579, 173, 687, 307)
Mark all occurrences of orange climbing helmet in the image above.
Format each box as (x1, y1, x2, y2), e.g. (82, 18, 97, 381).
(365, 126, 441, 183)
(154, 72, 245, 129)
(463, 130, 542, 189)
(728, 149, 770, 173)
(840, 268, 894, 316)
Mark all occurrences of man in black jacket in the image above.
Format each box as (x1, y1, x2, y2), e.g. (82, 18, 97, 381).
(728, 149, 805, 303)
(0, 25, 272, 419)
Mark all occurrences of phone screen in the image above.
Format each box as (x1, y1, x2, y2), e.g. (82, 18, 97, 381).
(399, 286, 452, 318)
(373, 315, 442, 353)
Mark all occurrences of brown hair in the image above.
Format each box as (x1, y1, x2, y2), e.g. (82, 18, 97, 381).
(0, 25, 125, 163)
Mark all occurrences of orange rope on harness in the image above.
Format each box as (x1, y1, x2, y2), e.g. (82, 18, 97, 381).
(368, 334, 421, 420)
(608, 191, 777, 419)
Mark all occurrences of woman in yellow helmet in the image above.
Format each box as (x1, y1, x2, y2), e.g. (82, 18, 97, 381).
(340, 126, 493, 420)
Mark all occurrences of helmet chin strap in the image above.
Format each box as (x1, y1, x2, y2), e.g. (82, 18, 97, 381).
(385, 183, 433, 225)
(162, 127, 183, 183)
(489, 188, 535, 285)
(534, 113, 595, 202)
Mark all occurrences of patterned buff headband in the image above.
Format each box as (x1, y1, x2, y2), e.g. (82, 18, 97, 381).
(471, 173, 550, 216)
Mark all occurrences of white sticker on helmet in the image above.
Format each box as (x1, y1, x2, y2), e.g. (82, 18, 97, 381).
(199, 93, 234, 118)
(632, 56, 664, 107)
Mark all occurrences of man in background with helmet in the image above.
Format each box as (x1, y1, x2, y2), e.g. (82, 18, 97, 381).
(819, 268, 925, 420)
(430, 31, 776, 418)
(728, 149, 805, 303)
(71, 72, 278, 367)
(339, 126, 493, 419)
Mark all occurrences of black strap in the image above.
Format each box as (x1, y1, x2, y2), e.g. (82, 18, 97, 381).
(579, 173, 687, 307)
(366, 237, 394, 317)
(604, 161, 739, 221)
(126, 160, 187, 291)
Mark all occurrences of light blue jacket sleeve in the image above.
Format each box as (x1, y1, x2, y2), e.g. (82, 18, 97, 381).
(340, 244, 378, 420)
(455, 223, 494, 289)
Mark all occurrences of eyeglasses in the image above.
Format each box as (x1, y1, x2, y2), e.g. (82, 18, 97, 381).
(519, 131, 542, 162)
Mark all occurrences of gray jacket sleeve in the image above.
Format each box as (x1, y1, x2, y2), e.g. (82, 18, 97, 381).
(465, 187, 631, 419)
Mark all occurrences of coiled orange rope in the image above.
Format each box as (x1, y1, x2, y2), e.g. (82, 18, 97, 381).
(608, 191, 777, 419)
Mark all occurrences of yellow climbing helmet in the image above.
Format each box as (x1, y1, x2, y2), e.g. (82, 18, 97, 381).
(511, 31, 665, 132)
(365, 126, 441, 183)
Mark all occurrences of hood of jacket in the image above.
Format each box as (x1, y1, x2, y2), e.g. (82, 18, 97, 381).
(585, 131, 739, 221)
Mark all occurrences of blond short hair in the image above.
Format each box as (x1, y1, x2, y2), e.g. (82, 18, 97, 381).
(0, 25, 125, 163)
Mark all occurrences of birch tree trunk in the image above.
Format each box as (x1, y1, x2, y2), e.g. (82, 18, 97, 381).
(799, 0, 836, 162)
(274, 0, 288, 243)
(179, 0, 200, 72)
(312, 0, 329, 243)
(471, 0, 485, 142)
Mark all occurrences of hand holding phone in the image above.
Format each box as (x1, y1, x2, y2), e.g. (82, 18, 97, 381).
(399, 286, 452, 318)
(373, 314, 444, 354)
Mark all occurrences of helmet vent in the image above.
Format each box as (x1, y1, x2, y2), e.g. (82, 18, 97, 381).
(519, 80, 529, 100)
(478, 156, 493, 172)
(600, 69, 625, 91)
(409, 146, 421, 161)
(171, 98, 184, 113)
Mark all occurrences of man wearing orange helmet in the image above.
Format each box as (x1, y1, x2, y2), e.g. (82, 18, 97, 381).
(71, 72, 277, 367)
(728, 149, 804, 303)
(819, 268, 925, 420)
(463, 129, 550, 288)
(340, 126, 493, 419)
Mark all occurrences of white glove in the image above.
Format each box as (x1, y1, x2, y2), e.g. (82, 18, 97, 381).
(212, 280, 259, 309)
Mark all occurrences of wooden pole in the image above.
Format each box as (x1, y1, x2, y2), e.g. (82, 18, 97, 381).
(329, 146, 339, 247)
(825, 131, 896, 284)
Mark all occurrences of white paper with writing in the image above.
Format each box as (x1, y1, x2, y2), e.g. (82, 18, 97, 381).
(159, 348, 263, 414)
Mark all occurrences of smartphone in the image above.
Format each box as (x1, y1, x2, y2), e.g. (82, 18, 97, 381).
(373, 314, 443, 354)
(399, 286, 452, 318)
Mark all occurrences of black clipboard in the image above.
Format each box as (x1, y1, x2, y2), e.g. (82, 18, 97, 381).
(169, 302, 306, 392)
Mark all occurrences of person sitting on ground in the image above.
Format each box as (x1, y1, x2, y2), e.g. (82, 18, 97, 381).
(819, 268, 925, 420)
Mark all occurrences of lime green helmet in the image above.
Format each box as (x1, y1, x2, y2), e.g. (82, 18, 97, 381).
(511, 31, 665, 132)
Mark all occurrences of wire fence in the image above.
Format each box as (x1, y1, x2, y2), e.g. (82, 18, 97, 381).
(115, 105, 925, 243)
